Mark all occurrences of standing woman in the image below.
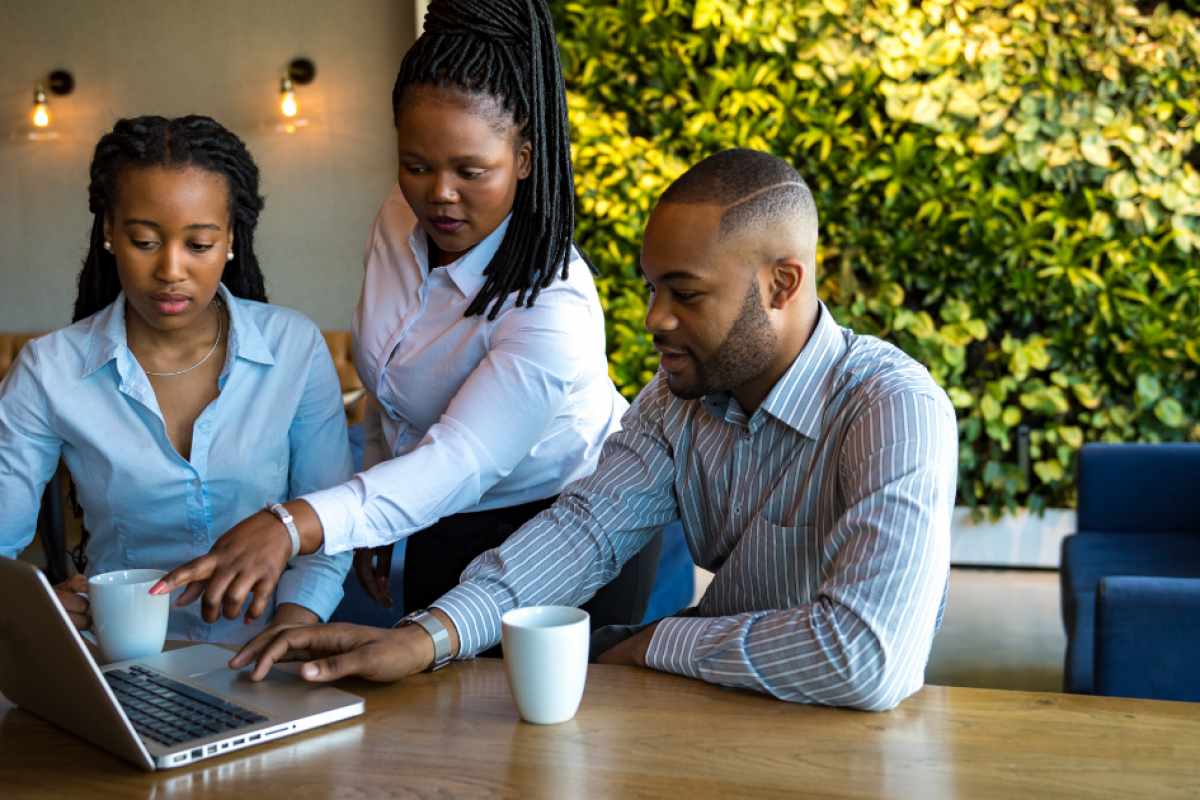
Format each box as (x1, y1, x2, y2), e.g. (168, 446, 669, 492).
(156, 0, 662, 638)
(0, 116, 353, 644)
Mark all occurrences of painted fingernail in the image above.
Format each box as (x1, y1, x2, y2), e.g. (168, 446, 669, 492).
(150, 582, 166, 595)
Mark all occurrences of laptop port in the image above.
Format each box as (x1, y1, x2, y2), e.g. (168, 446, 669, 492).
(206, 745, 217, 755)
(232, 738, 245, 745)
(264, 726, 287, 737)
(248, 734, 261, 742)
(191, 749, 203, 758)
(173, 755, 188, 763)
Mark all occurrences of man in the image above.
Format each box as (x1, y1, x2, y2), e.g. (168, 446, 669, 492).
(158, 149, 958, 711)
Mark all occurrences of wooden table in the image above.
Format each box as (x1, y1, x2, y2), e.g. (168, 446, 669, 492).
(2, 655, 1199, 799)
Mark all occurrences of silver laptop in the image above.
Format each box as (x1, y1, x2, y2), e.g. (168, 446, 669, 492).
(0, 557, 364, 771)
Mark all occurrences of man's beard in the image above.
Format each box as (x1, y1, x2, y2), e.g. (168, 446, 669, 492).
(666, 276, 777, 401)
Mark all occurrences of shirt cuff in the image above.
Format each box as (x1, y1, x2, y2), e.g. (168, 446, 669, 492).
(644, 615, 712, 680)
(432, 580, 507, 658)
(302, 479, 365, 555)
(275, 553, 351, 623)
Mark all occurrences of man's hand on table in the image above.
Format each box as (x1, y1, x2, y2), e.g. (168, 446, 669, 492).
(229, 608, 461, 683)
(596, 622, 659, 668)
(150, 500, 324, 624)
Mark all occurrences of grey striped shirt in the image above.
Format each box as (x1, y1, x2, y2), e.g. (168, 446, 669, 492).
(435, 303, 958, 710)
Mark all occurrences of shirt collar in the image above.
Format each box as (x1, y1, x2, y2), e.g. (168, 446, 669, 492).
(701, 302, 846, 440)
(406, 213, 514, 299)
(81, 283, 274, 379)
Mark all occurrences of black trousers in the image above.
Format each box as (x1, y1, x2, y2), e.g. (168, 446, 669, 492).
(403, 495, 663, 657)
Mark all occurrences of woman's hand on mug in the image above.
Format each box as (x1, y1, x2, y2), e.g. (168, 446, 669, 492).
(352, 544, 395, 609)
(151, 501, 325, 624)
(53, 573, 92, 630)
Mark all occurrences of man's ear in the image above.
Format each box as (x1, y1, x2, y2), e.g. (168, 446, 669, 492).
(766, 257, 805, 310)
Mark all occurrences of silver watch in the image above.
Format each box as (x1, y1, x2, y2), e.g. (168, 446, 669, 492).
(394, 609, 452, 672)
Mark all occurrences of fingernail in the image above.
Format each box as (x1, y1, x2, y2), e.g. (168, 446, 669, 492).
(302, 663, 319, 680)
(150, 582, 165, 595)
(244, 617, 251, 625)
(379, 577, 387, 591)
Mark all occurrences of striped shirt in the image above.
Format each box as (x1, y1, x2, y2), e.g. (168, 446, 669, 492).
(435, 303, 958, 710)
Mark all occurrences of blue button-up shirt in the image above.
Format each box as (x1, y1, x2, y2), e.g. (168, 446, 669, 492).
(0, 285, 353, 643)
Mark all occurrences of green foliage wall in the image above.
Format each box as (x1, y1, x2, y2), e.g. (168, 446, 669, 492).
(552, 0, 1200, 517)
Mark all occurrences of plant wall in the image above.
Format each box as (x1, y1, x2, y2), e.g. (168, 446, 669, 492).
(553, 0, 1200, 517)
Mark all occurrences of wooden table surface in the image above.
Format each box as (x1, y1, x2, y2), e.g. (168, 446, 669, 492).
(2, 654, 1199, 799)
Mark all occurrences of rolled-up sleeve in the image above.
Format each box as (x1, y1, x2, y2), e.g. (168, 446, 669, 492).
(275, 337, 354, 621)
(0, 342, 62, 559)
(645, 390, 957, 710)
(304, 295, 595, 555)
(435, 376, 679, 657)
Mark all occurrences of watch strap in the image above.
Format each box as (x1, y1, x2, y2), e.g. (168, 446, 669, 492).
(265, 503, 301, 560)
(394, 609, 452, 672)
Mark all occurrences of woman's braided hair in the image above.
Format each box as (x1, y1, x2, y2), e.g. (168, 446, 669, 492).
(72, 115, 268, 323)
(394, 0, 594, 320)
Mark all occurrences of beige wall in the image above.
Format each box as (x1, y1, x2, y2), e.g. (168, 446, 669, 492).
(0, 0, 415, 331)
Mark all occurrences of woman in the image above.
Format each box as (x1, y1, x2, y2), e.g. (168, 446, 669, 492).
(156, 0, 662, 641)
(0, 115, 353, 644)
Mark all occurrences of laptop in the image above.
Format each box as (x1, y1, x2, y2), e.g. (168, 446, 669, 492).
(0, 557, 364, 771)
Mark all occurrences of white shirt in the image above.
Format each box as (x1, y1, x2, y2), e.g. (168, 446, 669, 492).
(305, 186, 628, 554)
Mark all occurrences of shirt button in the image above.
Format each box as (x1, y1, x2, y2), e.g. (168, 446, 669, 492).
(194, 532, 204, 542)
(734, 505, 742, 514)
(199, 422, 211, 433)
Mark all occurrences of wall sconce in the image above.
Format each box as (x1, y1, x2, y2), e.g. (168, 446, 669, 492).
(276, 58, 316, 133)
(14, 70, 74, 141)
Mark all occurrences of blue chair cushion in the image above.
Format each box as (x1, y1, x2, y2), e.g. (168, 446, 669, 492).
(1095, 576, 1200, 703)
(1060, 532, 1200, 694)
(1077, 444, 1200, 533)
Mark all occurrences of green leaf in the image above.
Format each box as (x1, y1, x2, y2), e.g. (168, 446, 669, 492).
(1155, 397, 1185, 428)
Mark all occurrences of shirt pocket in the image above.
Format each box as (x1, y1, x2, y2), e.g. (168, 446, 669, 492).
(709, 515, 819, 613)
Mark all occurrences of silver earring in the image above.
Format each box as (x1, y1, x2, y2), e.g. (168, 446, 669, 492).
(103, 241, 112, 252)
(226, 252, 234, 262)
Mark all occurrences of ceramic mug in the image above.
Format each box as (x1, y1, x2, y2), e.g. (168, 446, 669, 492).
(88, 569, 170, 663)
(501, 606, 590, 725)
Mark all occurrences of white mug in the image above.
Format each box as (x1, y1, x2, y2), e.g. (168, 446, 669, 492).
(501, 606, 590, 725)
(88, 569, 170, 663)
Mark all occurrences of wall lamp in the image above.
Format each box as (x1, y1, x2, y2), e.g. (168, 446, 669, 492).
(17, 70, 73, 140)
(278, 58, 316, 132)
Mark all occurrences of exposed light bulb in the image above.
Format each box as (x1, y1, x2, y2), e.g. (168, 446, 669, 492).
(280, 76, 297, 117)
(33, 84, 49, 127)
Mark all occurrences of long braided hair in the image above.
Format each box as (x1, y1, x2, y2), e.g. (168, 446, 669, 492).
(394, 0, 594, 320)
(72, 115, 268, 323)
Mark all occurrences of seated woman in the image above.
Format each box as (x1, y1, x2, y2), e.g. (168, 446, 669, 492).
(0, 115, 352, 644)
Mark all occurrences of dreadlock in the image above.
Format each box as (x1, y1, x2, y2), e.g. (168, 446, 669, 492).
(393, 0, 595, 320)
(72, 115, 268, 323)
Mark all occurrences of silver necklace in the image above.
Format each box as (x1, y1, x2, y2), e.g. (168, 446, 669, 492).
(144, 299, 223, 377)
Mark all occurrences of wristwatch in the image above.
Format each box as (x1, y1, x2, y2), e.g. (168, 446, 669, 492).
(263, 503, 301, 560)
(394, 609, 453, 672)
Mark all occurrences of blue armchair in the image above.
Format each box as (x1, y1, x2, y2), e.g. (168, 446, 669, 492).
(1060, 443, 1200, 698)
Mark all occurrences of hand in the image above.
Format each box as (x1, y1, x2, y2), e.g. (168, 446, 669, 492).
(53, 574, 91, 631)
(352, 544, 395, 609)
(229, 608, 460, 683)
(151, 501, 325, 625)
(596, 622, 659, 668)
(232, 602, 322, 662)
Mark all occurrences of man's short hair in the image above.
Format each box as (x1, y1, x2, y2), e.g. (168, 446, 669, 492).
(659, 149, 819, 257)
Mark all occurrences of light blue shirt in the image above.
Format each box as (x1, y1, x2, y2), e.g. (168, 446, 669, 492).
(0, 285, 353, 644)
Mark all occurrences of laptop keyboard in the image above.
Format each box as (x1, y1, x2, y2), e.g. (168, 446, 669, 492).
(104, 665, 268, 747)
